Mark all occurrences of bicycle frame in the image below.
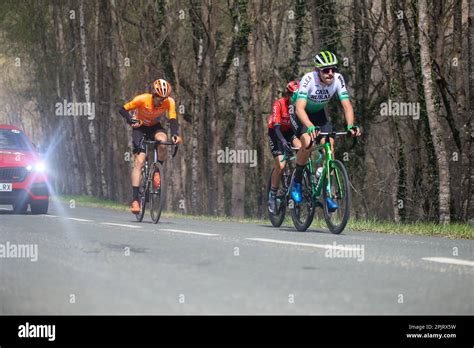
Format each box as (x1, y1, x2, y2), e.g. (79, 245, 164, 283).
(141, 140, 157, 185)
(141, 138, 178, 178)
(280, 149, 304, 199)
(310, 133, 346, 201)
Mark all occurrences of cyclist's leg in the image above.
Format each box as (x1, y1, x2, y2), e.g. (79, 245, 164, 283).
(314, 110, 333, 160)
(131, 128, 146, 212)
(289, 112, 314, 202)
(153, 123, 168, 163)
(290, 112, 312, 182)
(268, 128, 285, 188)
(131, 128, 146, 195)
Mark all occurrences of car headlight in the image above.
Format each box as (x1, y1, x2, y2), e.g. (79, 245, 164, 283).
(26, 162, 47, 172)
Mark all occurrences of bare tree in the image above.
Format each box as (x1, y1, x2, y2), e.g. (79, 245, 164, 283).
(418, 0, 451, 224)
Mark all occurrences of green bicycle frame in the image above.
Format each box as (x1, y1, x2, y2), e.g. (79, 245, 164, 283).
(281, 139, 345, 202)
(311, 141, 344, 201)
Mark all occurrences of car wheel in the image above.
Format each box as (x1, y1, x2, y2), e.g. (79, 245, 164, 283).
(13, 202, 28, 214)
(31, 201, 49, 215)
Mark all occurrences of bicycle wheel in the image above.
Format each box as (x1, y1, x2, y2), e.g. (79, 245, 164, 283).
(149, 161, 165, 224)
(290, 167, 316, 231)
(322, 160, 351, 234)
(136, 170, 147, 222)
(267, 168, 286, 227)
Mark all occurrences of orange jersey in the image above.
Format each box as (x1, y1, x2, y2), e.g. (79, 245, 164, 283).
(124, 93, 177, 127)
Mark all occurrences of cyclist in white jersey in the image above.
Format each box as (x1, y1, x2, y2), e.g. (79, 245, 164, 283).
(289, 51, 361, 211)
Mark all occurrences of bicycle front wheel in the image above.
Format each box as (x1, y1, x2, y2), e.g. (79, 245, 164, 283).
(290, 167, 316, 232)
(149, 162, 165, 224)
(322, 160, 351, 234)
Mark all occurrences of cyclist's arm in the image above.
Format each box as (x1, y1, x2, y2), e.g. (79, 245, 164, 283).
(119, 97, 142, 125)
(340, 99, 355, 126)
(170, 119, 179, 136)
(271, 101, 287, 143)
(295, 99, 313, 128)
(167, 98, 179, 137)
(274, 125, 287, 143)
(336, 74, 356, 127)
(295, 73, 315, 129)
(119, 106, 134, 124)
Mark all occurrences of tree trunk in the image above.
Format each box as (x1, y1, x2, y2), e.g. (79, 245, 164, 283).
(310, 0, 321, 52)
(468, 0, 474, 224)
(264, 0, 284, 103)
(248, 0, 265, 217)
(231, 0, 250, 217)
(190, 2, 205, 215)
(204, 0, 220, 215)
(418, 0, 451, 224)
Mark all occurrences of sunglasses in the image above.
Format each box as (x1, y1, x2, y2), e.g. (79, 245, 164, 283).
(321, 66, 338, 74)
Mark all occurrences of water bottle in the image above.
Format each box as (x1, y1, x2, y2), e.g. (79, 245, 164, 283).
(315, 167, 323, 185)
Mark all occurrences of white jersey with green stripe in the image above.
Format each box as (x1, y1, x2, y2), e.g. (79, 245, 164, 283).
(292, 71, 350, 115)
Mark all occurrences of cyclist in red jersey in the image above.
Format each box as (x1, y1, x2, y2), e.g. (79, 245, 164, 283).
(267, 81, 301, 213)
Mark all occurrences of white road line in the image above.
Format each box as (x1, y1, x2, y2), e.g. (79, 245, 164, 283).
(159, 229, 219, 237)
(246, 238, 362, 251)
(67, 218, 92, 222)
(422, 257, 474, 267)
(101, 222, 142, 229)
(0, 208, 10, 210)
(41, 214, 59, 218)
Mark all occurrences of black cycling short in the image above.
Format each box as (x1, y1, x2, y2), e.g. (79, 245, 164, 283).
(268, 128, 297, 158)
(132, 123, 167, 154)
(290, 108, 333, 139)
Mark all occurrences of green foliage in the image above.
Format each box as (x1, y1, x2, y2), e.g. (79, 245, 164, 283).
(234, 0, 251, 52)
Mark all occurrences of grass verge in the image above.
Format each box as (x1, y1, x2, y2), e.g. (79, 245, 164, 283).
(53, 195, 473, 239)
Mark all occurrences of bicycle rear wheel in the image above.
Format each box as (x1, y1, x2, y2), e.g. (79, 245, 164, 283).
(267, 168, 287, 227)
(290, 167, 316, 231)
(322, 160, 351, 234)
(149, 162, 165, 224)
(136, 170, 147, 222)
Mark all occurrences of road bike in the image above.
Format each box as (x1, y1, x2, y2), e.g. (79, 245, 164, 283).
(266, 147, 299, 227)
(290, 131, 353, 234)
(135, 136, 178, 224)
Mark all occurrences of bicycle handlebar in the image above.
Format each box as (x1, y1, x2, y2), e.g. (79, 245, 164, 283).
(142, 139, 179, 158)
(305, 130, 357, 150)
(318, 132, 349, 136)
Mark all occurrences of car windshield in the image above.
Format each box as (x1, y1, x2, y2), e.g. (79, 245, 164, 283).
(0, 128, 31, 151)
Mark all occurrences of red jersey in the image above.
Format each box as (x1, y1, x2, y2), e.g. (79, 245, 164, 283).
(267, 97, 292, 132)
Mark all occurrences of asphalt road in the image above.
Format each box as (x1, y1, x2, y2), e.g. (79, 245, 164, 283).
(0, 201, 472, 315)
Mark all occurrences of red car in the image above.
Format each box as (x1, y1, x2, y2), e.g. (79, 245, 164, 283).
(0, 125, 49, 214)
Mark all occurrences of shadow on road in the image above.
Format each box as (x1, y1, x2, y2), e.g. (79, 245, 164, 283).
(0, 208, 32, 216)
(258, 224, 348, 235)
(128, 220, 174, 225)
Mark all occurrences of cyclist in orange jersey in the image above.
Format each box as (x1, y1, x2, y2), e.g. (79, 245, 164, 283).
(119, 79, 182, 214)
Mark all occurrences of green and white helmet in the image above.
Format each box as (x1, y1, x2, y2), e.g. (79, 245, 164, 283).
(313, 51, 338, 68)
